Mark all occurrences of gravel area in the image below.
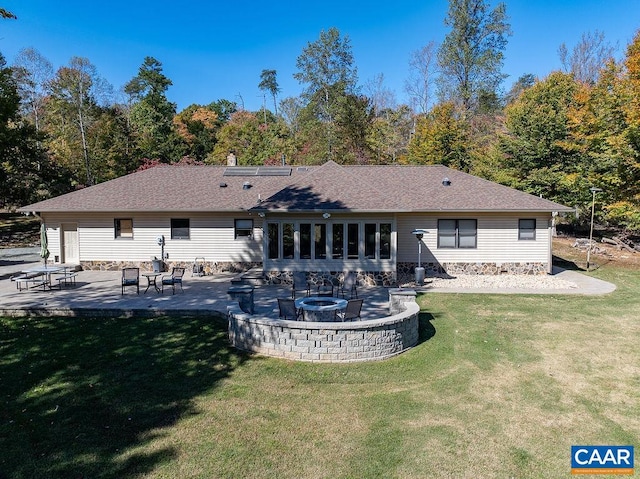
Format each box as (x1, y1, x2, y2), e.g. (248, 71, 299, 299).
(404, 274, 578, 290)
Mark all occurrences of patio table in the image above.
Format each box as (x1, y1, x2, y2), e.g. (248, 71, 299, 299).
(21, 265, 63, 290)
(142, 272, 162, 294)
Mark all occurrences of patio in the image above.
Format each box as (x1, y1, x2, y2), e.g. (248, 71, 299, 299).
(0, 247, 616, 318)
(0, 265, 393, 319)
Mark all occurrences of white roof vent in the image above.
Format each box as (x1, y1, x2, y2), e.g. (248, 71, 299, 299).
(442, 177, 451, 186)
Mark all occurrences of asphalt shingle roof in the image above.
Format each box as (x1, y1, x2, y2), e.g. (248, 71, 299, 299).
(20, 161, 572, 213)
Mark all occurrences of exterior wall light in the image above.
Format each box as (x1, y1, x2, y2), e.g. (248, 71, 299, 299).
(322, 213, 331, 219)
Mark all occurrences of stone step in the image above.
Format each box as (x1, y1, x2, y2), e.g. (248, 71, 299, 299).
(231, 269, 264, 286)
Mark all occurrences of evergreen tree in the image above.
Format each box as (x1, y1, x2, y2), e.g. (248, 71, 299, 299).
(124, 57, 181, 163)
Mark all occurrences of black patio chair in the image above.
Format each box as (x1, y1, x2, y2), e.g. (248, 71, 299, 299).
(337, 298, 363, 321)
(121, 267, 139, 295)
(339, 271, 358, 299)
(162, 267, 185, 294)
(316, 279, 334, 297)
(278, 298, 301, 320)
(291, 271, 310, 298)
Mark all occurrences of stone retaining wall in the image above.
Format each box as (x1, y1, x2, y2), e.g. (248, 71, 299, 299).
(227, 292, 420, 363)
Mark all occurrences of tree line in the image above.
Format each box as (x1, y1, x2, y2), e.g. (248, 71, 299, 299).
(1, 1, 639, 231)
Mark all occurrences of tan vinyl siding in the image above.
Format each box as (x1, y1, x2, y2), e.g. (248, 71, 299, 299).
(397, 213, 551, 264)
(41, 212, 262, 264)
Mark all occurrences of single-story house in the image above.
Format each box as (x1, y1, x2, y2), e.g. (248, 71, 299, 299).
(19, 160, 573, 285)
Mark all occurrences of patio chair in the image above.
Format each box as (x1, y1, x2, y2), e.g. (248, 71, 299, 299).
(316, 279, 334, 297)
(161, 267, 185, 294)
(277, 298, 301, 320)
(338, 271, 358, 299)
(291, 271, 310, 298)
(121, 267, 140, 295)
(337, 298, 363, 321)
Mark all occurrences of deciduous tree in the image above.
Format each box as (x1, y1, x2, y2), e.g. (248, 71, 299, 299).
(559, 30, 616, 85)
(12, 47, 53, 132)
(209, 110, 291, 166)
(294, 27, 358, 161)
(366, 104, 413, 164)
(47, 57, 112, 185)
(407, 102, 470, 170)
(437, 0, 511, 115)
(499, 72, 581, 204)
(364, 73, 396, 117)
(173, 104, 220, 161)
(0, 52, 69, 208)
(405, 42, 437, 114)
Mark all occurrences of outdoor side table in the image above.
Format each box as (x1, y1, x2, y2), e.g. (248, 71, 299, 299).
(142, 272, 162, 294)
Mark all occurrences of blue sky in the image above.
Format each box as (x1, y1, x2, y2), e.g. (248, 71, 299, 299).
(1, 0, 638, 112)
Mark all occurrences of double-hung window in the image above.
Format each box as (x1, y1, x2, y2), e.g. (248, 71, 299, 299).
(438, 219, 477, 248)
(234, 219, 253, 239)
(171, 218, 190, 239)
(114, 218, 133, 239)
(519, 219, 536, 240)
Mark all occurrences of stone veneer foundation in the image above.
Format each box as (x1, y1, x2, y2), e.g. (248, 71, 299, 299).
(80, 261, 547, 285)
(81, 260, 260, 274)
(227, 289, 420, 363)
(264, 270, 396, 287)
(396, 261, 548, 284)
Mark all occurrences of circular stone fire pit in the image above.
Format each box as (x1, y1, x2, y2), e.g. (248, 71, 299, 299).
(294, 296, 347, 322)
(227, 289, 420, 363)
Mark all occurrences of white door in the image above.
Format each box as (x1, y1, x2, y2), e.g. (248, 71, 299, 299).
(61, 223, 79, 264)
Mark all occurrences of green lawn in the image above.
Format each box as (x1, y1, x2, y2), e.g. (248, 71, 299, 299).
(1, 263, 638, 478)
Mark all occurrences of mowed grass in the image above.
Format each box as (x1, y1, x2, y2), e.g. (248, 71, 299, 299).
(1, 253, 639, 478)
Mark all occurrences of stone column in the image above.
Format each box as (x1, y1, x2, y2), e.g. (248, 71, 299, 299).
(388, 288, 417, 315)
(227, 285, 255, 314)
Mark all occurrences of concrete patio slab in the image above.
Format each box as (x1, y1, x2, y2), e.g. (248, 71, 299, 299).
(0, 253, 616, 318)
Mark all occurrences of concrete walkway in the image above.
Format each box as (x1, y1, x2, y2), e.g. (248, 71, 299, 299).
(0, 252, 617, 318)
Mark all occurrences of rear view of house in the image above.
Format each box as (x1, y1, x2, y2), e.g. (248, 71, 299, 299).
(19, 161, 573, 284)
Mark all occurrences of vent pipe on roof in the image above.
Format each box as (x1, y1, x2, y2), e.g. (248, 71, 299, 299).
(219, 182, 227, 187)
(243, 181, 252, 190)
(442, 177, 451, 186)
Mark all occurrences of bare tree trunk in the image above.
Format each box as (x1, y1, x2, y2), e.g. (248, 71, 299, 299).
(78, 108, 92, 185)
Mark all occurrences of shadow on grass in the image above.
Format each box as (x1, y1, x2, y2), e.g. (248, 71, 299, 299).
(0, 314, 246, 478)
(552, 254, 584, 272)
(418, 312, 437, 343)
